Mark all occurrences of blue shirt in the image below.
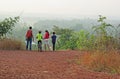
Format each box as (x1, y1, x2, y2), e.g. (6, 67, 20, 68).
(51, 34, 57, 43)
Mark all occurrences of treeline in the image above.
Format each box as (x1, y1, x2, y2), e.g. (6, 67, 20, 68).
(53, 15, 120, 51)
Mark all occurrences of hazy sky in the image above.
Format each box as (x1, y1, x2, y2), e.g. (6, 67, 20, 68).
(0, 0, 119, 17)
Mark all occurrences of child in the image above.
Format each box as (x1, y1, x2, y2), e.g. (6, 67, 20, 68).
(36, 31, 42, 52)
(44, 30, 50, 51)
(51, 32, 57, 51)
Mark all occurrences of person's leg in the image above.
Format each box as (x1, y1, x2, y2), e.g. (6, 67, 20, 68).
(29, 38, 32, 50)
(26, 39, 29, 50)
(53, 42, 55, 51)
(44, 39, 48, 51)
(38, 41, 40, 51)
(45, 39, 50, 51)
(46, 39, 50, 51)
(40, 41, 42, 52)
(47, 44, 50, 51)
(44, 44, 46, 51)
(44, 39, 47, 51)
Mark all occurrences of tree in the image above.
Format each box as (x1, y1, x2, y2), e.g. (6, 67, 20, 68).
(52, 25, 74, 49)
(92, 15, 116, 50)
(0, 16, 19, 39)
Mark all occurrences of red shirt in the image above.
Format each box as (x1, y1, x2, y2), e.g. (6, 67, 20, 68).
(26, 29, 33, 38)
(44, 32, 49, 39)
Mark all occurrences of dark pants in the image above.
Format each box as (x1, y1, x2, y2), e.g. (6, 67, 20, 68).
(52, 42, 56, 51)
(38, 40, 42, 51)
(26, 37, 32, 50)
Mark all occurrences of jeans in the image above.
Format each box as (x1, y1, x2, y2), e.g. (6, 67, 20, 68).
(26, 37, 32, 50)
(52, 42, 56, 51)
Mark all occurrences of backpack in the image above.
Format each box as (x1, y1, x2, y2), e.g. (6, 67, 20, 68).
(26, 30, 32, 38)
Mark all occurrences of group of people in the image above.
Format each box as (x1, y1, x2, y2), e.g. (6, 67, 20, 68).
(25, 26, 57, 52)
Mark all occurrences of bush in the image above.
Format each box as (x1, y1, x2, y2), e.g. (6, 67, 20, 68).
(78, 51, 120, 74)
(0, 38, 25, 50)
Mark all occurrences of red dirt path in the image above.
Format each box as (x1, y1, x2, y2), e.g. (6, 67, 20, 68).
(0, 50, 119, 79)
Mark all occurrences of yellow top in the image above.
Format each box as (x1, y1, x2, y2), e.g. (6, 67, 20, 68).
(36, 33, 42, 41)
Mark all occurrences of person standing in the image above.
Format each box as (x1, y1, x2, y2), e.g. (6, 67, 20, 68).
(25, 26, 34, 50)
(36, 31, 43, 52)
(44, 30, 50, 51)
(51, 32, 57, 51)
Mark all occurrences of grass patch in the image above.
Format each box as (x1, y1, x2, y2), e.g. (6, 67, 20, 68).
(76, 50, 120, 74)
(0, 38, 25, 50)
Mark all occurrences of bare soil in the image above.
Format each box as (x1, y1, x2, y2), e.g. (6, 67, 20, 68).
(0, 50, 119, 79)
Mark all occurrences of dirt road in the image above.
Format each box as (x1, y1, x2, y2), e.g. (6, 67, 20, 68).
(0, 50, 119, 79)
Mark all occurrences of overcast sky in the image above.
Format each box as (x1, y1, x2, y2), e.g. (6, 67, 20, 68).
(0, 0, 119, 18)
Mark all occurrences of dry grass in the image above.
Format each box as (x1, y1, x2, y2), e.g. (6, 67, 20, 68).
(78, 50, 120, 74)
(0, 38, 25, 50)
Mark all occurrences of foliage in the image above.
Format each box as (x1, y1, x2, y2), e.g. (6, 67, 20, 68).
(0, 16, 19, 39)
(73, 31, 89, 50)
(52, 25, 75, 49)
(53, 26, 96, 50)
(92, 15, 120, 50)
(52, 15, 120, 51)
(111, 24, 120, 49)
